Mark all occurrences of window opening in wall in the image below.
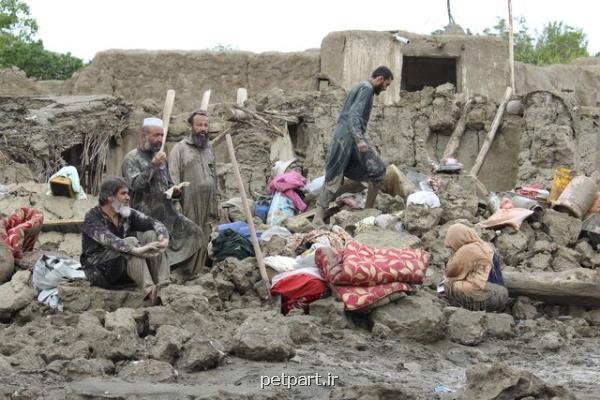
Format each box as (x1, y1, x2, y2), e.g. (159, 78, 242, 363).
(401, 57, 458, 92)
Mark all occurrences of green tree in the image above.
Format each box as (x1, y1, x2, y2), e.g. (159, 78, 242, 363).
(0, 0, 85, 80)
(483, 17, 588, 65)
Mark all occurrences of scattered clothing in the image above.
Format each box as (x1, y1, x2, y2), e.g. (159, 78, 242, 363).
(260, 226, 292, 242)
(266, 192, 297, 226)
(0, 207, 44, 258)
(218, 221, 261, 242)
(316, 241, 430, 311)
(122, 148, 203, 271)
(268, 171, 308, 211)
(478, 207, 534, 230)
(264, 255, 297, 273)
(46, 166, 87, 200)
(33, 253, 86, 310)
(271, 267, 329, 314)
(210, 229, 255, 262)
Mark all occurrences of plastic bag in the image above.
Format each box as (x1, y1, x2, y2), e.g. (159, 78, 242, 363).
(46, 166, 87, 200)
(305, 176, 325, 195)
(406, 191, 441, 208)
(32, 254, 86, 291)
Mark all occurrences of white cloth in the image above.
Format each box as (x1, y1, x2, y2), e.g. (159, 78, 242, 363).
(407, 190, 441, 208)
(46, 165, 87, 200)
(143, 117, 163, 128)
(260, 226, 292, 242)
(264, 256, 297, 273)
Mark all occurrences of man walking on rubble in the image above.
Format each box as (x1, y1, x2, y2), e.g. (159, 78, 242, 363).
(313, 66, 393, 225)
(81, 176, 169, 304)
(169, 109, 219, 270)
(122, 117, 204, 281)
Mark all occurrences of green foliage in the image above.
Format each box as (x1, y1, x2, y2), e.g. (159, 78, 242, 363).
(0, 0, 85, 80)
(483, 17, 589, 65)
(0, 0, 37, 41)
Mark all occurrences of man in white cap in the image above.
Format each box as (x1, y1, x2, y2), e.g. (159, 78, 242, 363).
(169, 110, 219, 270)
(121, 117, 204, 280)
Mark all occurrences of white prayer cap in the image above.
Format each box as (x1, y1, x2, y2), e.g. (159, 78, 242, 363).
(142, 117, 163, 128)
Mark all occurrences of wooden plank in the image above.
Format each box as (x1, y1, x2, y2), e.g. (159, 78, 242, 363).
(504, 269, 600, 307)
(200, 89, 211, 111)
(159, 89, 176, 153)
(470, 87, 513, 176)
(42, 219, 84, 233)
(442, 98, 473, 160)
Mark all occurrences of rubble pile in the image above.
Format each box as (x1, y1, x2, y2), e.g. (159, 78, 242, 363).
(1, 83, 600, 399)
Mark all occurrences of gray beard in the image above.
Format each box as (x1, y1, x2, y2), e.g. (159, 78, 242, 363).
(143, 141, 161, 153)
(111, 200, 131, 218)
(192, 133, 208, 148)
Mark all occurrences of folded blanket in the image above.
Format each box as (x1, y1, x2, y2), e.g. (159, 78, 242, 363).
(316, 241, 430, 311)
(317, 241, 430, 287)
(0, 207, 44, 258)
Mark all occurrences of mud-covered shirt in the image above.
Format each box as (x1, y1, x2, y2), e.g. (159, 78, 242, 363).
(80, 205, 167, 269)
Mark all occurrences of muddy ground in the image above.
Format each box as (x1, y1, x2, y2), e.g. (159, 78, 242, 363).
(1, 175, 600, 400)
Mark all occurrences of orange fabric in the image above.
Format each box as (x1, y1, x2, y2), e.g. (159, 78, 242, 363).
(444, 224, 493, 295)
(478, 207, 534, 230)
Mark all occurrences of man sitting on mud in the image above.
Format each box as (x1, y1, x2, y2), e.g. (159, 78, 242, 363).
(313, 66, 393, 225)
(81, 176, 170, 303)
(122, 117, 204, 281)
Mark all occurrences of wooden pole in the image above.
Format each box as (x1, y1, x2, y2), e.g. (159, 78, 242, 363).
(159, 89, 176, 153)
(470, 87, 513, 176)
(200, 89, 211, 112)
(442, 98, 473, 160)
(225, 134, 272, 302)
(508, 0, 515, 93)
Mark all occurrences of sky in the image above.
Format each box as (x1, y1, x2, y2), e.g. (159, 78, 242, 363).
(26, 0, 600, 62)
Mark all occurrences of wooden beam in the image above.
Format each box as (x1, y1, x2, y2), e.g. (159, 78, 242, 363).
(225, 134, 272, 303)
(442, 98, 473, 160)
(42, 219, 84, 233)
(200, 89, 211, 112)
(470, 87, 512, 176)
(159, 89, 176, 153)
(504, 269, 600, 307)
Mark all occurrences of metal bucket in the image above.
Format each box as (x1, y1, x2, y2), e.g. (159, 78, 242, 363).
(553, 175, 599, 219)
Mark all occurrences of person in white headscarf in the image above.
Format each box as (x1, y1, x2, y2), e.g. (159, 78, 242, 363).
(121, 117, 204, 280)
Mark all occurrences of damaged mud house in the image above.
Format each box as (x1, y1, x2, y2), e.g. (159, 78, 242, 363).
(2, 27, 600, 399)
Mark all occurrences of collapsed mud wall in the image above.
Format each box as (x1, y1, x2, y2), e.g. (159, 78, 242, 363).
(516, 58, 600, 107)
(0, 95, 131, 193)
(64, 50, 320, 113)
